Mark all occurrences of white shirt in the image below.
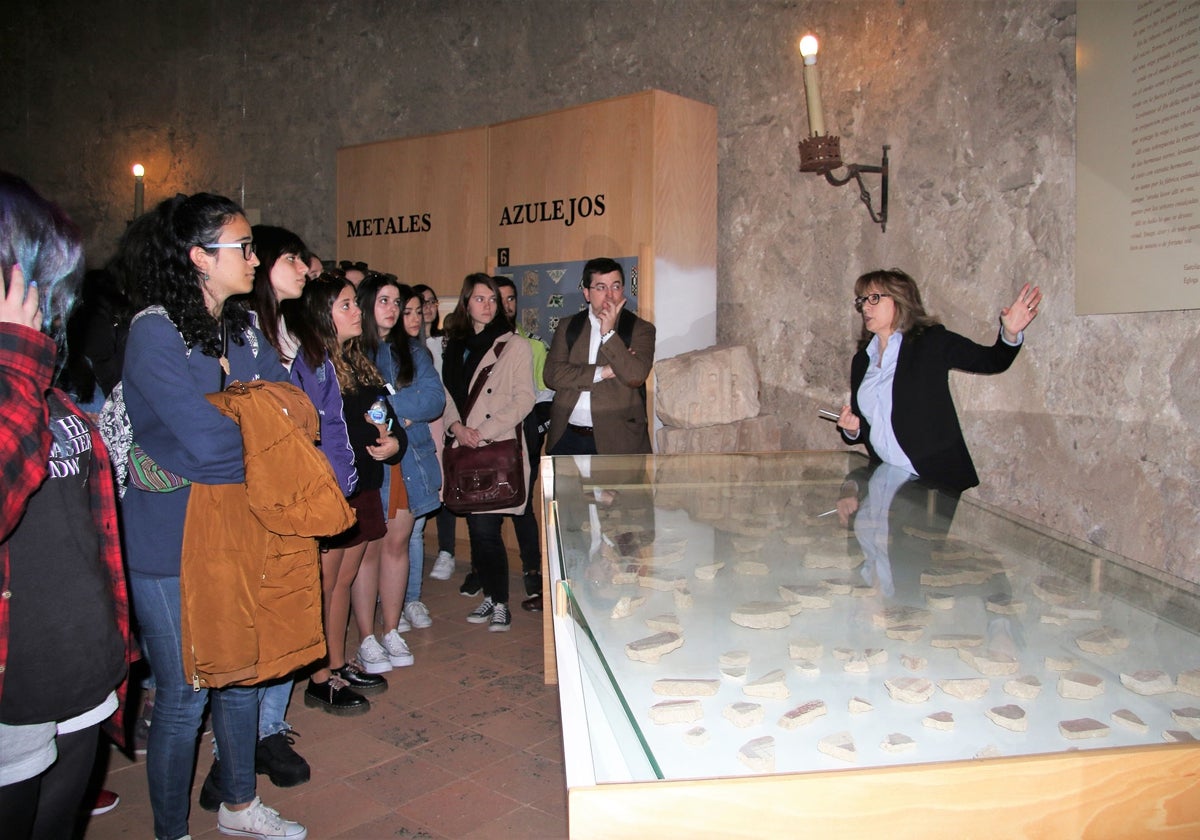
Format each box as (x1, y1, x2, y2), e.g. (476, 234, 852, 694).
(568, 310, 610, 427)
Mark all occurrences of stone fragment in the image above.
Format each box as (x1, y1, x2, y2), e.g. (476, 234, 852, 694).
(880, 733, 917, 753)
(744, 669, 790, 700)
(938, 678, 991, 701)
(1178, 669, 1200, 697)
(886, 677, 935, 703)
(1075, 627, 1130, 656)
(822, 577, 855, 595)
(611, 564, 640, 585)
(886, 625, 925, 642)
(1044, 656, 1075, 672)
(737, 735, 776, 772)
(778, 584, 831, 609)
(920, 566, 994, 587)
(1040, 614, 1070, 626)
(873, 605, 933, 629)
(777, 700, 827, 730)
(684, 726, 710, 746)
(645, 614, 682, 634)
(720, 650, 751, 667)
(802, 550, 862, 570)
(1120, 670, 1175, 695)
(1171, 707, 1200, 729)
(958, 647, 1019, 677)
(654, 345, 761, 428)
(694, 562, 724, 581)
(1164, 730, 1199, 743)
(724, 701, 765, 728)
(792, 660, 819, 678)
(930, 634, 984, 649)
(652, 678, 721, 697)
(731, 536, 763, 552)
(648, 699, 704, 724)
(901, 654, 928, 672)
(986, 704, 1028, 732)
(923, 711, 955, 731)
(1004, 675, 1042, 700)
(1059, 718, 1110, 740)
(609, 595, 647, 619)
(1051, 604, 1102, 621)
(734, 560, 769, 576)
(730, 602, 792, 630)
(625, 631, 684, 663)
(926, 592, 956, 610)
(848, 696, 874, 714)
(674, 587, 694, 609)
(817, 731, 857, 763)
(1032, 575, 1077, 605)
(787, 643, 825, 662)
(1111, 708, 1149, 733)
(658, 415, 784, 455)
(975, 745, 1004, 758)
(1058, 671, 1105, 700)
(638, 570, 687, 591)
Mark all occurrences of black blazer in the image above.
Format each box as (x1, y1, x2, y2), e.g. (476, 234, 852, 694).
(843, 324, 1020, 493)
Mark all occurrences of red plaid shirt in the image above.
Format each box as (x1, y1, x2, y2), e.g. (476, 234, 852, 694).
(0, 322, 133, 747)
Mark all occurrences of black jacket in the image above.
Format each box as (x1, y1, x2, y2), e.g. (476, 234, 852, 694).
(843, 325, 1020, 493)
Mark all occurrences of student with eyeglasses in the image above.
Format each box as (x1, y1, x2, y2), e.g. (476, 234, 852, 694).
(119, 193, 307, 839)
(835, 268, 1042, 494)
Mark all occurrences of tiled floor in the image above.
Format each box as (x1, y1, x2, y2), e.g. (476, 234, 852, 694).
(84, 541, 569, 839)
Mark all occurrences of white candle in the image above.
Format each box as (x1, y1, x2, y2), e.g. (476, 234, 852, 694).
(799, 34, 826, 137)
(132, 163, 145, 217)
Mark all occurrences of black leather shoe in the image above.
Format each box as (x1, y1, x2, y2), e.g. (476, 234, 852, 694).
(523, 571, 542, 597)
(521, 592, 543, 612)
(255, 730, 311, 787)
(304, 677, 369, 716)
(335, 661, 388, 695)
(198, 758, 222, 812)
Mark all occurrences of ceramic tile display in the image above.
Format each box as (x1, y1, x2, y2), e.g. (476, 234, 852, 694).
(542, 451, 1200, 838)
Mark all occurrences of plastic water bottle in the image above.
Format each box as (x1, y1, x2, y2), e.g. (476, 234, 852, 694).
(368, 397, 387, 425)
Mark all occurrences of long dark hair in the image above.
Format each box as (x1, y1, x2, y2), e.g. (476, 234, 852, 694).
(139, 192, 250, 357)
(248, 224, 308, 355)
(358, 274, 416, 389)
(442, 272, 501, 340)
(413, 283, 442, 337)
(292, 273, 384, 393)
(854, 268, 941, 349)
(0, 170, 83, 349)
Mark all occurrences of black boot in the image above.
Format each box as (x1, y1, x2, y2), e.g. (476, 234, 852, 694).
(303, 676, 369, 716)
(255, 730, 311, 787)
(198, 758, 222, 812)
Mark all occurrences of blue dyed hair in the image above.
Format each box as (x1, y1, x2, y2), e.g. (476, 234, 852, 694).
(0, 171, 84, 345)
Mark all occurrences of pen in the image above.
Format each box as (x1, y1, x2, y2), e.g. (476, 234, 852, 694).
(818, 409, 840, 421)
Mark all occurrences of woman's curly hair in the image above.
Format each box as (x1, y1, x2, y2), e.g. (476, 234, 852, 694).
(293, 273, 385, 393)
(137, 192, 250, 357)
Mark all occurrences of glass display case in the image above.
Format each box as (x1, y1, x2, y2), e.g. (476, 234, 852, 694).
(540, 451, 1200, 838)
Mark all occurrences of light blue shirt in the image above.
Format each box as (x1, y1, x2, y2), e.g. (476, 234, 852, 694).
(857, 332, 918, 475)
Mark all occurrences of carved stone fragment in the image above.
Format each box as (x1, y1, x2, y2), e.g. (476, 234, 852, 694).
(625, 631, 684, 663)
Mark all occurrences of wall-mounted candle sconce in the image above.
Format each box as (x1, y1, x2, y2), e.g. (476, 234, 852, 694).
(132, 163, 145, 218)
(796, 34, 890, 232)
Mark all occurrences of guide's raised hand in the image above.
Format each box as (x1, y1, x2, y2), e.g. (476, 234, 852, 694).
(1, 264, 42, 330)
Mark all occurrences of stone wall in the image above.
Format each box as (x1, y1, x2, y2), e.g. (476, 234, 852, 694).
(4, 1, 1197, 583)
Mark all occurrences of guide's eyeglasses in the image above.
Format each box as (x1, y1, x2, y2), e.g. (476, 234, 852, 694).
(854, 292, 892, 311)
(205, 241, 256, 261)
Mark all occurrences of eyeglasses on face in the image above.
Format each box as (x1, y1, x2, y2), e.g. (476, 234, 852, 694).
(205, 241, 256, 261)
(854, 292, 892, 311)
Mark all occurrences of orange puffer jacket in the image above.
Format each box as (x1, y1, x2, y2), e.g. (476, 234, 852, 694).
(181, 380, 355, 689)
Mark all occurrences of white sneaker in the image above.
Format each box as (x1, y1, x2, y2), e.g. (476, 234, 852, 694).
(356, 635, 393, 674)
(218, 796, 306, 839)
(395, 615, 412, 633)
(430, 550, 455, 580)
(381, 629, 414, 667)
(404, 601, 433, 629)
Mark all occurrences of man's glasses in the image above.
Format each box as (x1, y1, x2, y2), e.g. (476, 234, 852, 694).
(854, 292, 891, 311)
(205, 241, 256, 261)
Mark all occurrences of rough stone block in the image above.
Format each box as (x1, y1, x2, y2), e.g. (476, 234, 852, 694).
(656, 415, 781, 454)
(655, 345, 760, 428)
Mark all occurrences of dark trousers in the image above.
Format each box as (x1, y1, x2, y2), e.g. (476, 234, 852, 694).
(548, 425, 598, 456)
(435, 503, 458, 555)
(512, 410, 545, 589)
(0, 723, 100, 840)
(466, 513, 509, 604)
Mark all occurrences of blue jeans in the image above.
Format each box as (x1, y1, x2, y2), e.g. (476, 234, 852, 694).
(406, 514, 428, 603)
(130, 573, 259, 840)
(257, 680, 293, 739)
